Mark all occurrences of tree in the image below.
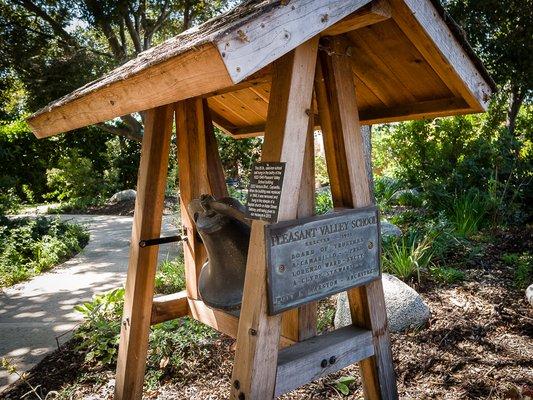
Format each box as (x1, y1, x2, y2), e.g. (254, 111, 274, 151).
(0, 0, 228, 141)
(445, 0, 533, 136)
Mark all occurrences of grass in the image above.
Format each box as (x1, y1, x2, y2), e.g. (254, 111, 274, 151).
(448, 191, 488, 238)
(155, 255, 186, 294)
(382, 232, 435, 281)
(0, 216, 89, 287)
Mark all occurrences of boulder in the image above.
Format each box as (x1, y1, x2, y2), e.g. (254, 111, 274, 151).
(380, 220, 402, 239)
(334, 273, 430, 332)
(526, 284, 533, 307)
(109, 189, 137, 204)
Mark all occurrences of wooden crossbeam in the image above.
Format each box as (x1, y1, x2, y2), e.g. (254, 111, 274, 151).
(275, 326, 374, 397)
(114, 104, 174, 400)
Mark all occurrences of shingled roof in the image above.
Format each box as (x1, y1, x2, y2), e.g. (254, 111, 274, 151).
(28, 0, 494, 139)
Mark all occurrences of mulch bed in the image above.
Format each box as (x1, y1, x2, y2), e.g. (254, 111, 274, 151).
(2, 227, 532, 399)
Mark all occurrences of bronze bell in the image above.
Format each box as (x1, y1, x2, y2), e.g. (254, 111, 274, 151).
(188, 194, 251, 311)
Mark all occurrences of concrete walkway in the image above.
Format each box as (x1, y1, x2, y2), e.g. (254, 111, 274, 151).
(0, 214, 180, 392)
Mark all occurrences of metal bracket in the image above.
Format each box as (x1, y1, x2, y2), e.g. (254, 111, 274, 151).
(139, 235, 184, 248)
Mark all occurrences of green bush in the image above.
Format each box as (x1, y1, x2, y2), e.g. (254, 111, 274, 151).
(46, 149, 104, 203)
(0, 217, 89, 287)
(74, 283, 215, 388)
(447, 190, 489, 238)
(315, 188, 333, 215)
(382, 232, 435, 281)
(0, 188, 21, 216)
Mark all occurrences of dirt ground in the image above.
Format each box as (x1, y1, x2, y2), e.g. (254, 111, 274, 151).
(2, 227, 532, 400)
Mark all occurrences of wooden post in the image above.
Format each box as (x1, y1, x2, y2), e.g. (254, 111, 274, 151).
(230, 37, 319, 400)
(316, 36, 398, 399)
(281, 113, 318, 342)
(115, 104, 174, 400)
(175, 98, 228, 300)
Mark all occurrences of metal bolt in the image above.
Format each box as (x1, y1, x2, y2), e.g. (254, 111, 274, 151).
(236, 66, 241, 72)
(233, 380, 240, 390)
(321, 359, 328, 368)
(238, 393, 245, 400)
(368, 241, 374, 249)
(221, 52, 226, 57)
(321, 14, 329, 23)
(278, 264, 286, 273)
(249, 328, 257, 336)
(329, 356, 337, 365)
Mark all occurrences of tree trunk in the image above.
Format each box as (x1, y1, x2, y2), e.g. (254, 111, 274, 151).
(507, 86, 525, 137)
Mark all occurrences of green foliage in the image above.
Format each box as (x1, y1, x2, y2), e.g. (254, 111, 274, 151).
(430, 266, 465, 284)
(317, 306, 335, 333)
(374, 176, 403, 210)
(0, 217, 89, 287)
(501, 252, 533, 289)
(74, 288, 124, 366)
(0, 189, 21, 216)
(447, 190, 489, 237)
(382, 232, 435, 281)
(216, 131, 262, 182)
(74, 284, 215, 387)
(315, 188, 333, 215)
(155, 256, 186, 295)
(315, 154, 329, 187)
(333, 376, 356, 396)
(372, 101, 532, 224)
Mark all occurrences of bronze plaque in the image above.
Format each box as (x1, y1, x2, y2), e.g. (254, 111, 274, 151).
(246, 162, 285, 222)
(265, 207, 381, 315)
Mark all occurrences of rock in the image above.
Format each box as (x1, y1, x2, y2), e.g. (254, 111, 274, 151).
(334, 274, 430, 332)
(526, 284, 533, 307)
(380, 220, 402, 239)
(109, 189, 136, 204)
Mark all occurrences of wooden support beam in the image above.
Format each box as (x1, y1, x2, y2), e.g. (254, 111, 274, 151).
(175, 98, 228, 300)
(230, 37, 319, 400)
(316, 37, 398, 399)
(281, 111, 318, 342)
(114, 104, 174, 400)
(151, 292, 189, 325)
(275, 326, 374, 397)
(322, 0, 392, 36)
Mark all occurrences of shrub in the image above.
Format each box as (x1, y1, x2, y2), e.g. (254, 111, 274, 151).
(315, 187, 333, 215)
(382, 232, 434, 281)
(0, 188, 21, 216)
(0, 217, 89, 287)
(46, 149, 103, 203)
(374, 176, 402, 210)
(447, 190, 489, 237)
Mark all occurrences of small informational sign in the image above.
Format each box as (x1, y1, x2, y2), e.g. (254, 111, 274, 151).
(265, 207, 381, 315)
(246, 162, 285, 222)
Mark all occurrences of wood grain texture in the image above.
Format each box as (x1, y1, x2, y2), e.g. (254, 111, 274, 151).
(274, 326, 374, 397)
(230, 37, 319, 400)
(216, 0, 371, 83)
(175, 98, 228, 299)
(389, 0, 492, 110)
(29, 45, 232, 138)
(151, 291, 189, 325)
(114, 105, 174, 400)
(321, 0, 391, 36)
(282, 113, 317, 342)
(317, 36, 398, 399)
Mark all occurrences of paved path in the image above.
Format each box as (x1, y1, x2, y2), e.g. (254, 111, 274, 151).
(0, 214, 180, 392)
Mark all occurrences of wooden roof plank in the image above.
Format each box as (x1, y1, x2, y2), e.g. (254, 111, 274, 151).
(215, 0, 373, 83)
(389, 0, 493, 111)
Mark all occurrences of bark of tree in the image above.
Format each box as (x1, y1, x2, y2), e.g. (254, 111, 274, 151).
(507, 85, 526, 138)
